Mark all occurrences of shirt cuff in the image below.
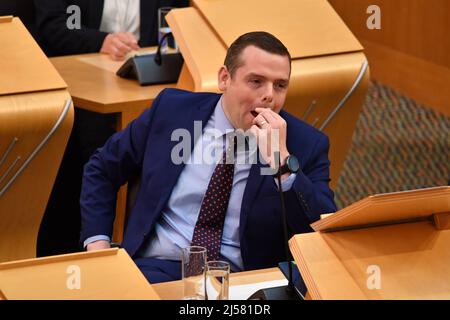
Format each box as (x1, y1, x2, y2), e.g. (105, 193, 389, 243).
(83, 235, 111, 249)
(274, 173, 297, 192)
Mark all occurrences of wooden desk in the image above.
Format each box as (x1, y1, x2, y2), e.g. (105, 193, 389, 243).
(0, 248, 160, 300)
(50, 49, 177, 242)
(50, 48, 176, 130)
(152, 267, 286, 300)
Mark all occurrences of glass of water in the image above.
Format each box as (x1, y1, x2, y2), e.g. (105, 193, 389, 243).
(205, 261, 230, 300)
(181, 246, 206, 300)
(158, 7, 176, 53)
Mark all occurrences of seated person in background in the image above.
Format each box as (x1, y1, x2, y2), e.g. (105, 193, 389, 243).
(34, 0, 188, 59)
(34, 0, 189, 257)
(81, 32, 337, 283)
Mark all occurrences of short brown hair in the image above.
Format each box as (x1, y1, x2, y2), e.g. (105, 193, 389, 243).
(224, 31, 291, 77)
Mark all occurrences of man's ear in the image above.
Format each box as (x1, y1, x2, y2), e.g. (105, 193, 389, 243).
(218, 66, 230, 92)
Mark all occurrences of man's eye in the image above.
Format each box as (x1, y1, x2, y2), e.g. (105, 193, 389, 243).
(276, 83, 287, 90)
(250, 79, 261, 85)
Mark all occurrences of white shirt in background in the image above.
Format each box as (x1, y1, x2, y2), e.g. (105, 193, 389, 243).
(100, 0, 141, 41)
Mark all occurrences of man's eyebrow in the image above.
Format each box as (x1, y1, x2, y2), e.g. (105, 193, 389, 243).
(246, 73, 289, 82)
(245, 72, 265, 79)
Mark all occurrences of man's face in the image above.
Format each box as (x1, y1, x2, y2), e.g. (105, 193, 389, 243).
(218, 45, 291, 130)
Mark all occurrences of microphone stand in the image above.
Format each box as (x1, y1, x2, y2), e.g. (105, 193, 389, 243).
(247, 152, 301, 300)
(154, 32, 173, 66)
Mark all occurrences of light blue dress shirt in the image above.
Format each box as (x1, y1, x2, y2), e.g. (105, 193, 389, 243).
(85, 97, 296, 271)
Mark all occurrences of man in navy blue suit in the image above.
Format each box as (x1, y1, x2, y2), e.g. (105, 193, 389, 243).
(80, 31, 337, 283)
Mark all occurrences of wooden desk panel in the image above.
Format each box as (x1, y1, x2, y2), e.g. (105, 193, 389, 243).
(0, 17, 66, 96)
(194, 0, 363, 59)
(0, 249, 160, 300)
(50, 50, 175, 116)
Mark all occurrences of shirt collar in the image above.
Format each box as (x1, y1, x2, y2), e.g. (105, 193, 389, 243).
(213, 96, 235, 136)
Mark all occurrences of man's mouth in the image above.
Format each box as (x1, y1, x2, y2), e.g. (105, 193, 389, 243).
(250, 110, 258, 118)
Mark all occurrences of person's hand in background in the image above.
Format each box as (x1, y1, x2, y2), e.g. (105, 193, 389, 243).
(100, 32, 140, 60)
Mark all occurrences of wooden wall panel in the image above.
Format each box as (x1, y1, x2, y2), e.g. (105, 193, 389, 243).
(328, 0, 450, 116)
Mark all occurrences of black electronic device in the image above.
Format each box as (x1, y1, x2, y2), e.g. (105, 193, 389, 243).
(116, 32, 183, 86)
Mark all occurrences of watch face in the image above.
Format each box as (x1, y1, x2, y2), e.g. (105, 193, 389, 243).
(287, 155, 300, 173)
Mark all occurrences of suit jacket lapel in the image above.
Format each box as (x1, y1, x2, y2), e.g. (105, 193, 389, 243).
(240, 111, 295, 243)
(239, 161, 266, 240)
(149, 94, 220, 222)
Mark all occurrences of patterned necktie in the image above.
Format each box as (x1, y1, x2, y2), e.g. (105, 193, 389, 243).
(191, 135, 236, 261)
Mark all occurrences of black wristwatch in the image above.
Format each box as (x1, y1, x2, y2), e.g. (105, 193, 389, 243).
(275, 154, 300, 176)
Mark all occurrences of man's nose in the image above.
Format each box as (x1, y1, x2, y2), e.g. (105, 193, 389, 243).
(261, 84, 274, 104)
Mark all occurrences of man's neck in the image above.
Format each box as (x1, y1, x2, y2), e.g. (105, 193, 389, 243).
(220, 95, 238, 130)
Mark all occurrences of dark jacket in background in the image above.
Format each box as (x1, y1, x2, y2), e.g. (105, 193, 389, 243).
(34, 0, 189, 56)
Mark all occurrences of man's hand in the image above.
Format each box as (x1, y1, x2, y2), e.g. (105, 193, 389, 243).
(86, 240, 111, 251)
(249, 108, 290, 180)
(100, 32, 140, 61)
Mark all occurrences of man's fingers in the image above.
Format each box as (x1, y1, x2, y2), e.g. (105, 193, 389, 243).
(254, 108, 274, 125)
(254, 107, 286, 129)
(255, 108, 278, 122)
(253, 113, 272, 128)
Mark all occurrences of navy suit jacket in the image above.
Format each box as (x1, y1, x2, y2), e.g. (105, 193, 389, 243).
(34, 0, 189, 56)
(80, 88, 337, 271)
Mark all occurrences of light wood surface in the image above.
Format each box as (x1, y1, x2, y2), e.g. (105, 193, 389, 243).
(312, 186, 450, 232)
(286, 53, 369, 189)
(0, 15, 13, 23)
(0, 90, 73, 263)
(328, 0, 450, 116)
(0, 249, 160, 300)
(50, 49, 175, 115)
(152, 267, 285, 300)
(291, 221, 450, 299)
(167, 7, 225, 92)
(0, 17, 73, 263)
(328, 0, 450, 68)
(290, 187, 450, 299)
(194, 0, 363, 59)
(0, 17, 66, 96)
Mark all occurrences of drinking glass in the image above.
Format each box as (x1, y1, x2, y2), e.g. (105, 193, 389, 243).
(205, 261, 230, 300)
(181, 246, 207, 300)
(158, 7, 177, 52)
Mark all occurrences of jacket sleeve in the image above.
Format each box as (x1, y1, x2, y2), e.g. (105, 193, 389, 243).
(34, 0, 108, 56)
(79, 90, 166, 242)
(284, 134, 337, 232)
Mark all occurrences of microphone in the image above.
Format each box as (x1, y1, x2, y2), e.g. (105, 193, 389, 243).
(154, 32, 173, 66)
(247, 152, 302, 300)
(116, 31, 183, 86)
